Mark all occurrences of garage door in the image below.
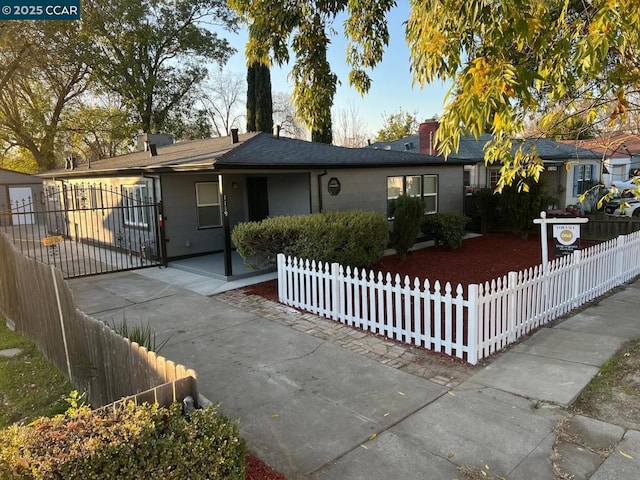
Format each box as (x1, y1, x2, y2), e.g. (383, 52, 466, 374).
(9, 186, 35, 225)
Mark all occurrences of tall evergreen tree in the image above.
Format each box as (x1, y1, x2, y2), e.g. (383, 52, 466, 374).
(255, 63, 273, 133)
(246, 62, 273, 133)
(246, 62, 257, 132)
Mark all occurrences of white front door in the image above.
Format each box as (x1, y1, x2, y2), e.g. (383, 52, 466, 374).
(9, 187, 35, 225)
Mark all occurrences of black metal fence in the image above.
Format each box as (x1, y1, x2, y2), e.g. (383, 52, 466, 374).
(0, 184, 164, 278)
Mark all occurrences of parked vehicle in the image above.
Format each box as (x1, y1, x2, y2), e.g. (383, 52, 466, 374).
(604, 193, 640, 218)
(611, 176, 640, 192)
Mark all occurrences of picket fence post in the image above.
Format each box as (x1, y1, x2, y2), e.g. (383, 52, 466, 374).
(507, 272, 517, 343)
(571, 250, 581, 308)
(615, 235, 625, 286)
(331, 262, 340, 321)
(277, 253, 286, 302)
(467, 284, 478, 365)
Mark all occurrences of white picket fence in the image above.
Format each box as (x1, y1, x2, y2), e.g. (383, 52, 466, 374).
(277, 230, 640, 365)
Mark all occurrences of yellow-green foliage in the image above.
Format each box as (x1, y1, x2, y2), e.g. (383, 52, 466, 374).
(0, 402, 245, 480)
(232, 210, 389, 269)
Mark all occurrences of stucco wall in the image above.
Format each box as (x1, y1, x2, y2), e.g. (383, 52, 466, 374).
(263, 173, 311, 217)
(40, 175, 153, 246)
(313, 165, 465, 217)
(160, 173, 230, 258)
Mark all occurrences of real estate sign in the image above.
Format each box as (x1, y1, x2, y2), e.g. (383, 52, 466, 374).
(553, 224, 581, 257)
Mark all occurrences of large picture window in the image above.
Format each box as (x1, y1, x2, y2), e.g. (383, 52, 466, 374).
(387, 174, 438, 218)
(196, 182, 221, 228)
(122, 184, 150, 227)
(573, 164, 595, 196)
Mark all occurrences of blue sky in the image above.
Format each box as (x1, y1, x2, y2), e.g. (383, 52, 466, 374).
(219, 3, 451, 138)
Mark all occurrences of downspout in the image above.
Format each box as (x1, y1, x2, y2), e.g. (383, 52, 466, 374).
(317, 169, 327, 213)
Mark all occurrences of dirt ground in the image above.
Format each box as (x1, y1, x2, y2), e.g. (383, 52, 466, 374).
(572, 339, 640, 431)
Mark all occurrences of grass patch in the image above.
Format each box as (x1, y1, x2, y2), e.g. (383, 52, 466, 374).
(575, 339, 640, 405)
(0, 315, 74, 427)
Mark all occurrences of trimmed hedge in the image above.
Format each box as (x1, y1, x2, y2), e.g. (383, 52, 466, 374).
(421, 213, 469, 250)
(0, 402, 246, 480)
(389, 195, 424, 259)
(232, 211, 389, 268)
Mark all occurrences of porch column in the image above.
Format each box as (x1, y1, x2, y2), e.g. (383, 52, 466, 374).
(218, 174, 233, 276)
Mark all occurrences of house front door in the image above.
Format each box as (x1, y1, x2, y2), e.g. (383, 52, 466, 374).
(247, 177, 269, 221)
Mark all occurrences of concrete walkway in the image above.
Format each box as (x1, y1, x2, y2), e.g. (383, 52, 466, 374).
(69, 266, 640, 480)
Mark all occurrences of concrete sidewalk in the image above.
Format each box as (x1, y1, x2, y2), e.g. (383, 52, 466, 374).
(69, 268, 640, 479)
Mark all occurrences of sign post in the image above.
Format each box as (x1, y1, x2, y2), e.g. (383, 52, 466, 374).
(533, 212, 589, 269)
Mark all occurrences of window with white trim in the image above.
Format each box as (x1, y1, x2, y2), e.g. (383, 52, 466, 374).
(195, 182, 221, 228)
(422, 175, 438, 213)
(573, 164, 594, 196)
(387, 174, 438, 218)
(489, 168, 501, 188)
(122, 184, 149, 227)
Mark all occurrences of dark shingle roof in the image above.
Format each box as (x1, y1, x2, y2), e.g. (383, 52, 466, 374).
(364, 132, 602, 163)
(218, 134, 469, 168)
(40, 132, 470, 178)
(447, 134, 602, 162)
(40, 133, 261, 177)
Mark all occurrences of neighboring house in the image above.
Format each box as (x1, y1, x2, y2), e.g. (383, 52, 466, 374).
(369, 119, 603, 209)
(39, 131, 470, 277)
(0, 167, 43, 226)
(559, 133, 640, 187)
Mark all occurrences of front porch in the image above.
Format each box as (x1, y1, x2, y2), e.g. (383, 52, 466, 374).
(170, 250, 272, 281)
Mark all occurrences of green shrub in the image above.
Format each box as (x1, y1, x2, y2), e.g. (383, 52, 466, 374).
(472, 188, 501, 234)
(500, 181, 554, 238)
(389, 195, 425, 259)
(232, 211, 388, 268)
(0, 402, 246, 480)
(421, 213, 470, 250)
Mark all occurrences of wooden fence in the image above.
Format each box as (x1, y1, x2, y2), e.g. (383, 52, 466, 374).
(582, 215, 640, 241)
(0, 230, 197, 407)
(277, 230, 640, 365)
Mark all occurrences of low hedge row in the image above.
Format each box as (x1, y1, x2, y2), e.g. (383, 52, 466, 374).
(0, 402, 246, 480)
(232, 211, 389, 268)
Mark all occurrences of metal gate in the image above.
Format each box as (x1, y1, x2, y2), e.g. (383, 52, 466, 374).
(0, 184, 165, 278)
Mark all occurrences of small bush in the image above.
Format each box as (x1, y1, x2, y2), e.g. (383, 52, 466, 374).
(110, 314, 170, 353)
(0, 402, 246, 480)
(389, 195, 425, 259)
(421, 213, 469, 250)
(232, 211, 389, 268)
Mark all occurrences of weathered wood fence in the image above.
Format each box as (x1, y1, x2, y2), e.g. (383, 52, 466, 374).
(582, 215, 640, 241)
(0, 230, 197, 407)
(278, 230, 640, 365)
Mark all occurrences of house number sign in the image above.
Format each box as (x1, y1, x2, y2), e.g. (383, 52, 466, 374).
(327, 177, 341, 196)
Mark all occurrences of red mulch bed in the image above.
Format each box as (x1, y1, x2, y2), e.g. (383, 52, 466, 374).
(246, 454, 287, 480)
(243, 233, 585, 301)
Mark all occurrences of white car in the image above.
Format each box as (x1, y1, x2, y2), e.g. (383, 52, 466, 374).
(611, 176, 640, 192)
(604, 194, 640, 218)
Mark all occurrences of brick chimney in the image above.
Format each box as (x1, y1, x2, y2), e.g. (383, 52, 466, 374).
(419, 118, 440, 156)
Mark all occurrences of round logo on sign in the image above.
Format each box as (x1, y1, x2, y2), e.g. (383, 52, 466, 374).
(558, 229, 574, 245)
